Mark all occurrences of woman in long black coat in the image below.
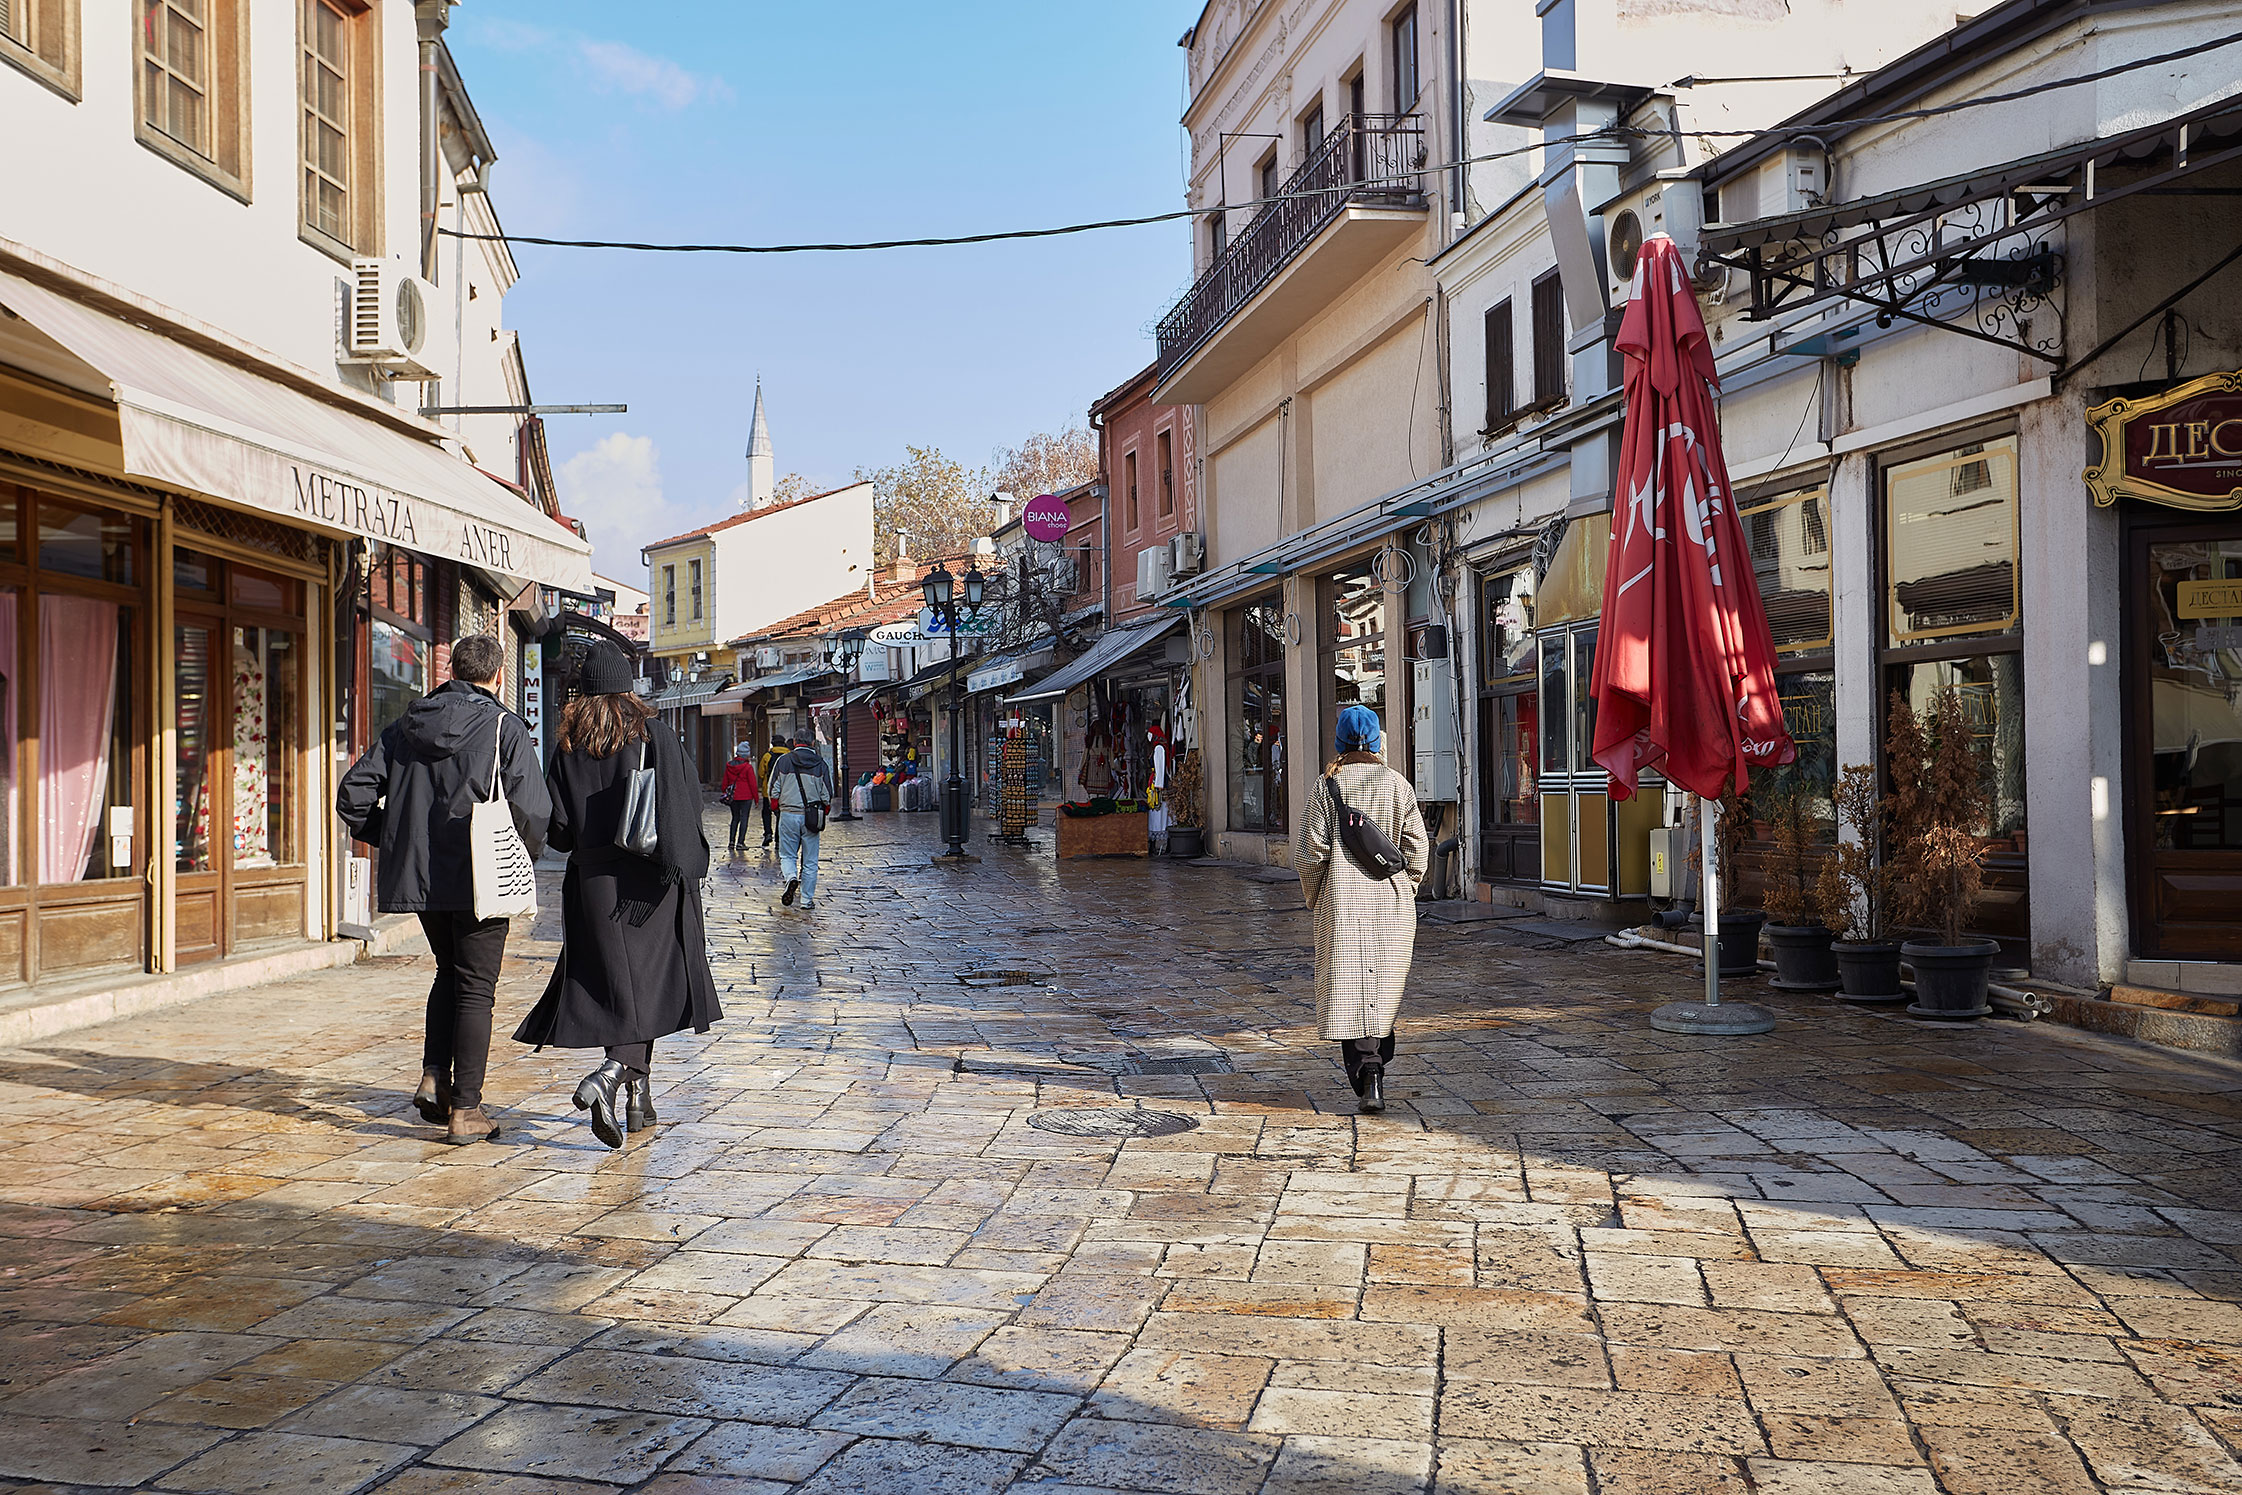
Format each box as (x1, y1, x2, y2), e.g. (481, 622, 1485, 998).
(513, 643, 720, 1148)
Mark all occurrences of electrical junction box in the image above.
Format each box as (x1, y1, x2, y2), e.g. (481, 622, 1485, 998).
(1411, 658, 1458, 802)
(1648, 826, 1674, 898)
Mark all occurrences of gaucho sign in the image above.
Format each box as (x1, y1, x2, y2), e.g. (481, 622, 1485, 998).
(2086, 370, 2242, 512)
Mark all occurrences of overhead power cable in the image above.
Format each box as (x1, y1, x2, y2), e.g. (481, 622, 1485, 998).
(441, 28, 2242, 258)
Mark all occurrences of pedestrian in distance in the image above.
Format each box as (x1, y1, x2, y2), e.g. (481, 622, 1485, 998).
(336, 633, 550, 1145)
(513, 643, 721, 1150)
(719, 740, 761, 856)
(773, 734, 834, 910)
(1294, 702, 1429, 1114)
(756, 737, 786, 849)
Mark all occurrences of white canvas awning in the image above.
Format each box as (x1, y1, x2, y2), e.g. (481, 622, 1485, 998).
(0, 269, 593, 592)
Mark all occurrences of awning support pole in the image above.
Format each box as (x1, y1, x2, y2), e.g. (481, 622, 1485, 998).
(1701, 792, 1721, 1009)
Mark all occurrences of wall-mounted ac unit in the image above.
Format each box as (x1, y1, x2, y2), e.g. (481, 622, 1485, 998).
(1604, 171, 1710, 303)
(755, 647, 782, 670)
(1171, 532, 1205, 576)
(344, 258, 440, 379)
(1136, 543, 1172, 601)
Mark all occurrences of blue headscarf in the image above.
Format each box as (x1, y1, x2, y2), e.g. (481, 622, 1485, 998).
(1335, 704, 1382, 754)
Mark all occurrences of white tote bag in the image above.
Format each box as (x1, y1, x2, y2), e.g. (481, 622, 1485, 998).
(470, 716, 537, 921)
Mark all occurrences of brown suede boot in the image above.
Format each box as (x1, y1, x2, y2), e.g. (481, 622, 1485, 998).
(414, 1069, 452, 1126)
(445, 1105, 500, 1145)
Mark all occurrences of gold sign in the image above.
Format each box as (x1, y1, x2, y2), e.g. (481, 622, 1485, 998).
(2086, 370, 2242, 512)
(2178, 579, 2242, 619)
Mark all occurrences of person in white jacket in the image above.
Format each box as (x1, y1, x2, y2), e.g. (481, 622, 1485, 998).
(772, 739, 834, 909)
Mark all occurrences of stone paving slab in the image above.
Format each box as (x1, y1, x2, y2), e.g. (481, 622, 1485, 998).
(0, 811, 2240, 1492)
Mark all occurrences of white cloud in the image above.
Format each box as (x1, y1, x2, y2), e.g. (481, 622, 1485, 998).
(463, 17, 553, 52)
(556, 432, 676, 575)
(576, 39, 730, 110)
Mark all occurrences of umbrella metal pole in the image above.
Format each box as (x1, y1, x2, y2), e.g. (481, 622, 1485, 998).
(1701, 793, 1721, 1008)
(1648, 788, 1774, 1036)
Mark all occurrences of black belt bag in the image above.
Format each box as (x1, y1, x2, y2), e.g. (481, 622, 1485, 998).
(1324, 775, 1407, 878)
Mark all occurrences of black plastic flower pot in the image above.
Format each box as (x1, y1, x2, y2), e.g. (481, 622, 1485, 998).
(1903, 939, 2000, 1019)
(1167, 826, 1205, 859)
(1713, 910, 1766, 981)
(1832, 940, 1906, 1004)
(1764, 923, 1840, 992)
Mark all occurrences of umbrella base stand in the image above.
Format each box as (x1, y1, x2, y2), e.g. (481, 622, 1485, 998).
(1649, 999, 1776, 1036)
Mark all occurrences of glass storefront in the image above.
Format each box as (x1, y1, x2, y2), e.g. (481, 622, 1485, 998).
(1228, 599, 1286, 833)
(1475, 565, 1538, 883)
(1880, 437, 2026, 950)
(1325, 561, 1387, 717)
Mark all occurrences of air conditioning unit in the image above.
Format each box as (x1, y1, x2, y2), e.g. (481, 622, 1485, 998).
(1604, 170, 1710, 302)
(345, 258, 439, 378)
(1171, 532, 1205, 576)
(755, 647, 782, 670)
(1136, 543, 1173, 601)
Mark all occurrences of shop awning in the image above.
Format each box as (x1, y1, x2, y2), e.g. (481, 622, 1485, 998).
(650, 677, 728, 710)
(734, 665, 830, 696)
(0, 269, 593, 592)
(1007, 617, 1184, 705)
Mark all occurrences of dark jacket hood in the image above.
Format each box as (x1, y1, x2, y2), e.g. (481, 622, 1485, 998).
(398, 680, 502, 759)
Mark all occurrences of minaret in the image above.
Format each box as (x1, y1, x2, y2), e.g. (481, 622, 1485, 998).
(744, 378, 774, 509)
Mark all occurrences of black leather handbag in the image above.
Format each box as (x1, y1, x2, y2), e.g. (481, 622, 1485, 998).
(1324, 775, 1408, 878)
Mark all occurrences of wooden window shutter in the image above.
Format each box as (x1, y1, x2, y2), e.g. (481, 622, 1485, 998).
(1484, 300, 1514, 429)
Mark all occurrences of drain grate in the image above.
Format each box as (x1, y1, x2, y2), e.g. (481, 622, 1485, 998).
(957, 969, 1052, 987)
(1027, 1108, 1200, 1138)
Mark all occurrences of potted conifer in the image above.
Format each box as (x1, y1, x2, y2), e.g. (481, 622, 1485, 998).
(1894, 688, 2000, 1019)
(1167, 749, 1206, 859)
(1822, 761, 1905, 1003)
(1759, 782, 1839, 991)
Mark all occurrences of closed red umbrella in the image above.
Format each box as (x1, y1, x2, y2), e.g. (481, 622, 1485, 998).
(1588, 234, 1794, 1033)
(1590, 235, 1795, 801)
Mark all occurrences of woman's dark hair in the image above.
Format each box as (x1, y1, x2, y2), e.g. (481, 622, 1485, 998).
(556, 691, 654, 758)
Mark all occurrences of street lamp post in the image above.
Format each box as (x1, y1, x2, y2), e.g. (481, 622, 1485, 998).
(825, 627, 868, 822)
(921, 562, 986, 862)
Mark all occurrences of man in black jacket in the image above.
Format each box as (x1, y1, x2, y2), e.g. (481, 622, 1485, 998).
(337, 634, 550, 1145)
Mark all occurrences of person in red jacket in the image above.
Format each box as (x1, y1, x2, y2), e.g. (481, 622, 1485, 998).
(718, 740, 761, 855)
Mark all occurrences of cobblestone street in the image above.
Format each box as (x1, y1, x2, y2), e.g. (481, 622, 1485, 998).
(1, 811, 2239, 1493)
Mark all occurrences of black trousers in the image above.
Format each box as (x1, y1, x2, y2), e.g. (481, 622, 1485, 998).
(606, 1041, 652, 1077)
(727, 800, 755, 847)
(417, 911, 510, 1111)
(1337, 1034, 1395, 1087)
(759, 798, 775, 842)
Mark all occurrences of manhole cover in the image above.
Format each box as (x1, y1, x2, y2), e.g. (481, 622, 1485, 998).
(1027, 1108, 1200, 1138)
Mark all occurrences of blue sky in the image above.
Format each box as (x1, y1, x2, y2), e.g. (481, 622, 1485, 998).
(447, 2, 1199, 577)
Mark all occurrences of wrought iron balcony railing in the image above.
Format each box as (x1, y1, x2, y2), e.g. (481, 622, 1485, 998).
(1156, 113, 1428, 378)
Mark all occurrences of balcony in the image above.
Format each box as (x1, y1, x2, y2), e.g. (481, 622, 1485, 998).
(1155, 114, 1429, 404)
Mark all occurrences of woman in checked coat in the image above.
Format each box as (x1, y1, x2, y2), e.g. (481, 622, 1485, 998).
(1294, 703, 1430, 1112)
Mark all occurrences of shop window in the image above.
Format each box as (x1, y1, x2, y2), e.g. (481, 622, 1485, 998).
(137, 0, 247, 198)
(41, 594, 131, 884)
(1324, 561, 1387, 718)
(40, 502, 136, 585)
(1227, 600, 1286, 833)
(0, 589, 16, 886)
(1742, 487, 1832, 654)
(1, 0, 79, 98)
(1879, 436, 2025, 947)
(1885, 437, 2018, 646)
(367, 544, 430, 741)
(1475, 566, 1538, 881)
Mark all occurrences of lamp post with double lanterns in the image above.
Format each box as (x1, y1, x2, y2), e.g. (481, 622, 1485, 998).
(823, 626, 868, 822)
(920, 561, 986, 861)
